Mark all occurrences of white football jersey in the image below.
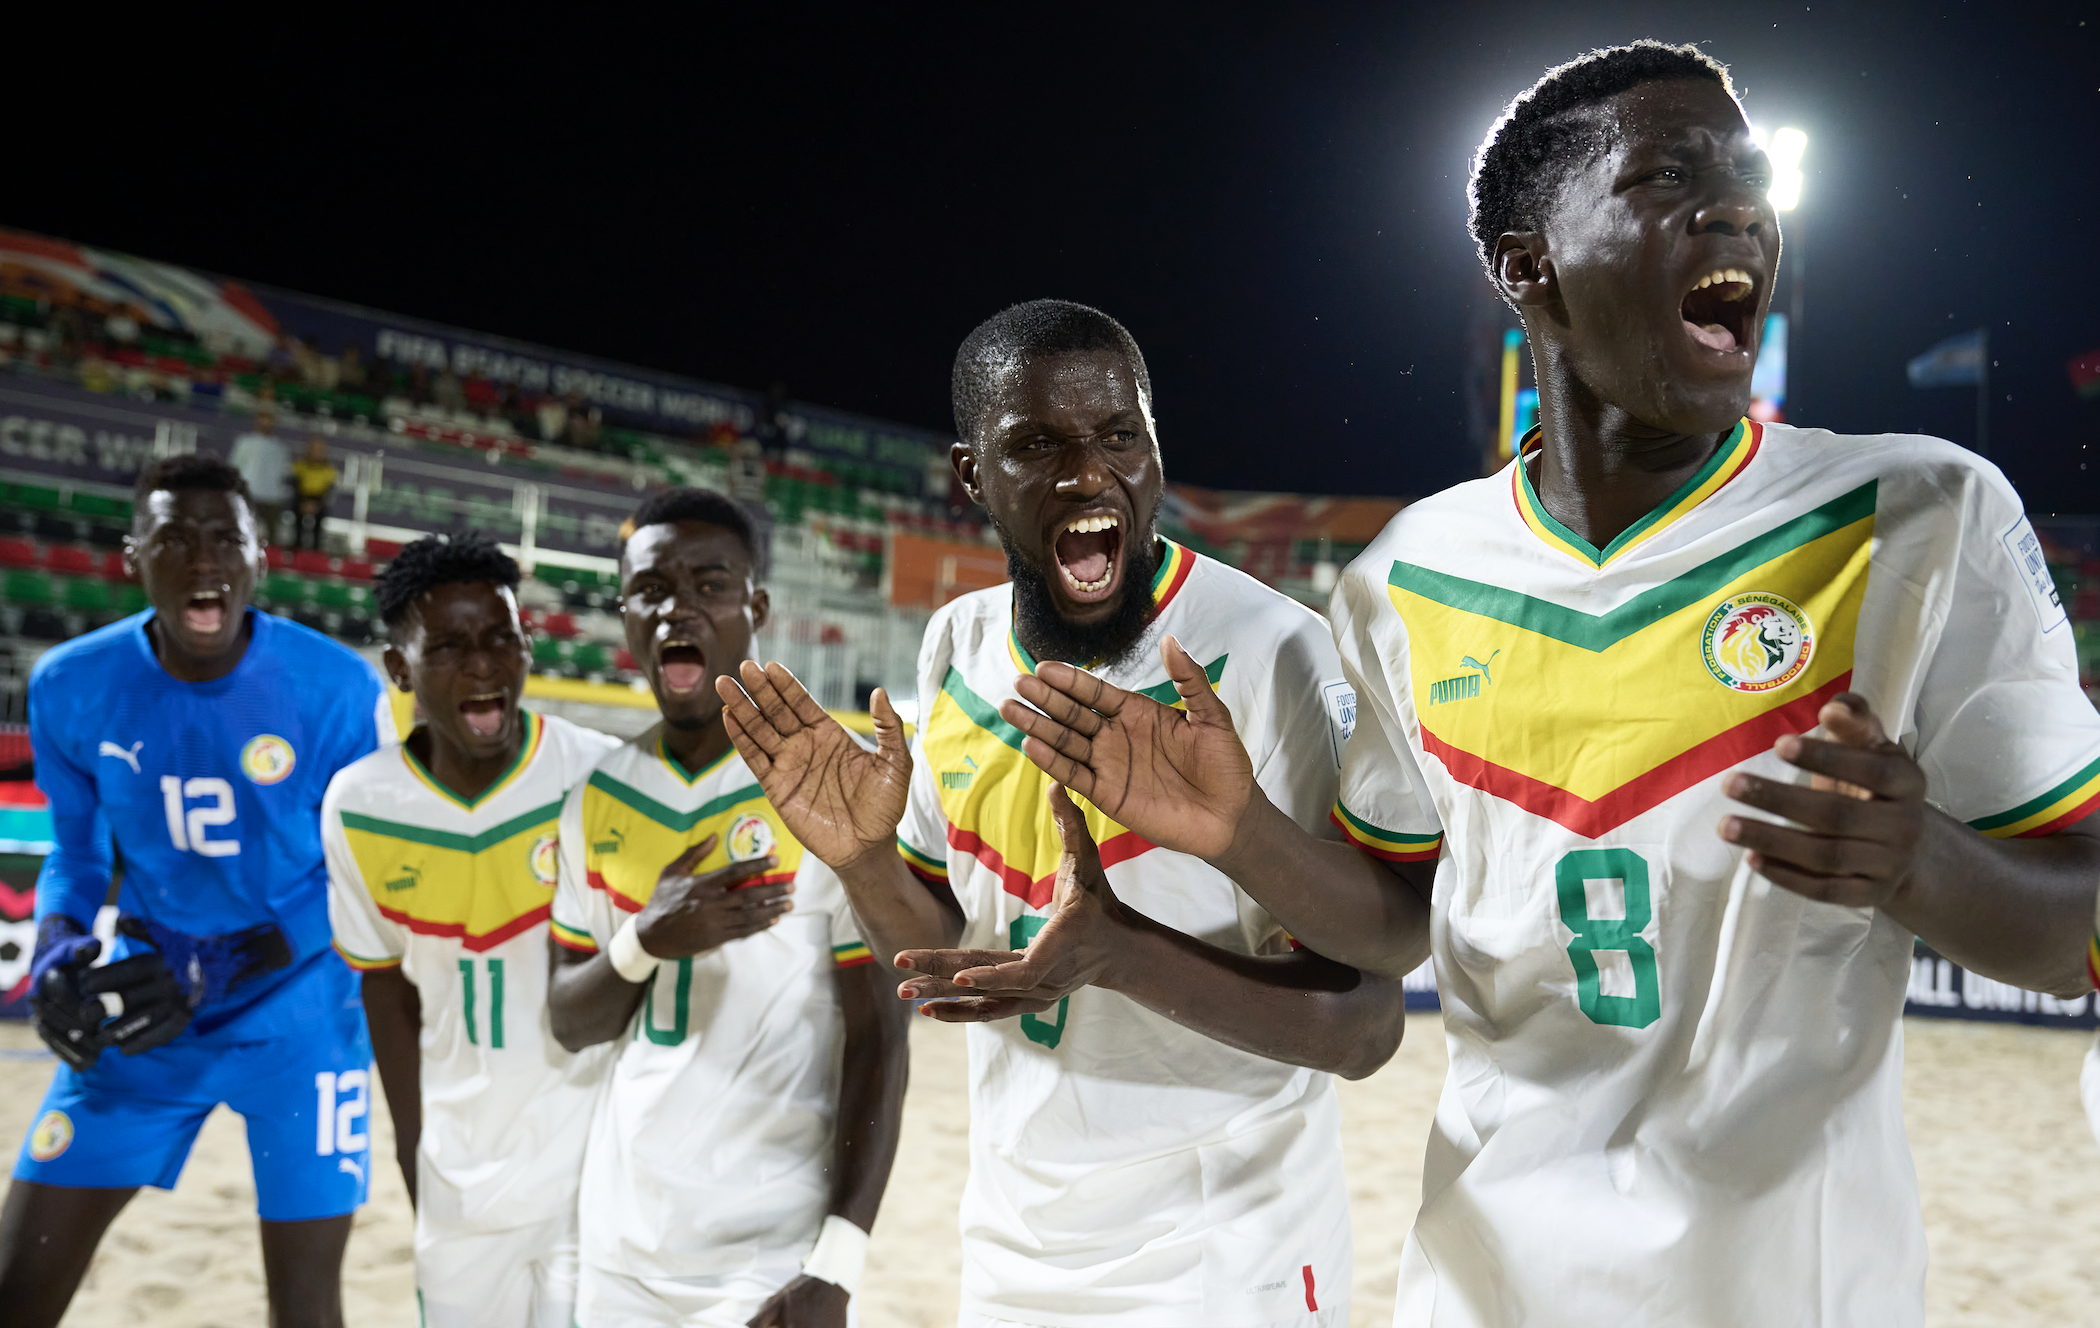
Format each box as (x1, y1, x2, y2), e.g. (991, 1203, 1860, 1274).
(325, 710, 621, 1240)
(551, 732, 873, 1281)
(897, 540, 1359, 1326)
(1330, 421, 2100, 1326)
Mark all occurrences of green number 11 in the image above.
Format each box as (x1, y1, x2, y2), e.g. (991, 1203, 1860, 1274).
(458, 957, 506, 1048)
(1553, 848, 1660, 1029)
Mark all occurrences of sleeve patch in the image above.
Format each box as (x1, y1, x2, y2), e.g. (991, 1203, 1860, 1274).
(2002, 517, 2068, 633)
(549, 919, 600, 953)
(1969, 750, 2100, 839)
(333, 941, 403, 971)
(832, 941, 874, 968)
(2088, 935, 2100, 992)
(898, 838, 949, 881)
(1330, 799, 1443, 863)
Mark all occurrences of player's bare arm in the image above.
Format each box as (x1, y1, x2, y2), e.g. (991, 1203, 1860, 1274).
(548, 835, 793, 1050)
(360, 968, 422, 1208)
(898, 785, 1406, 1078)
(745, 952, 910, 1328)
(1000, 635, 1434, 977)
(716, 660, 965, 955)
(1724, 693, 2100, 997)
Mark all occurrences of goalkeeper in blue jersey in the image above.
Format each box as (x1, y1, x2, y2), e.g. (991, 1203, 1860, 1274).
(0, 453, 391, 1328)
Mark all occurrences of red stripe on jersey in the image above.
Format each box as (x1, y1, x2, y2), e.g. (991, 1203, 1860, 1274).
(946, 821, 1157, 908)
(1420, 671, 1850, 839)
(374, 901, 551, 953)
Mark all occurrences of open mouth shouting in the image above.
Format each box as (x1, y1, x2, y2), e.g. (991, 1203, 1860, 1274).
(181, 589, 229, 638)
(460, 691, 508, 739)
(658, 640, 707, 695)
(1679, 266, 1758, 354)
(1054, 513, 1123, 604)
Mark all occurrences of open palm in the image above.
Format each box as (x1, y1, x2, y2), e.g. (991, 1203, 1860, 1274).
(998, 635, 1254, 860)
(716, 660, 912, 871)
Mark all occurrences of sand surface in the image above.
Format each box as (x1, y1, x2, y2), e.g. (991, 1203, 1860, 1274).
(2, 1013, 2097, 1326)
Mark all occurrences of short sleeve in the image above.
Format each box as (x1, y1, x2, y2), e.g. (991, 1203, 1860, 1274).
(1328, 560, 1445, 864)
(1245, 610, 1349, 840)
(896, 730, 950, 889)
(551, 779, 611, 954)
(322, 776, 406, 970)
(798, 853, 872, 968)
(1912, 475, 2100, 838)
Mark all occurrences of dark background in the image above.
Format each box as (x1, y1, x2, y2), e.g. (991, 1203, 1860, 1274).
(11, 4, 2097, 506)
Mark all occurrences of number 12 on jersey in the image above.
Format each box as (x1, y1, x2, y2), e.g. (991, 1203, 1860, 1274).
(1554, 848, 1661, 1029)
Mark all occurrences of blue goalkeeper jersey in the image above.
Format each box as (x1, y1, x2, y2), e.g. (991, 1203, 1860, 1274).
(30, 607, 389, 1038)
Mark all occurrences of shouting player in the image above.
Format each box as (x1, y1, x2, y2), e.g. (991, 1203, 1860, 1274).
(547, 488, 909, 1328)
(2, 454, 390, 1327)
(994, 43, 2100, 1326)
(324, 534, 618, 1327)
(716, 300, 1405, 1326)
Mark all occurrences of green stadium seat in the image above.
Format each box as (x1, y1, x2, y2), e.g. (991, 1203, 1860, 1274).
(117, 584, 148, 614)
(571, 642, 610, 674)
(531, 637, 570, 671)
(261, 572, 310, 605)
(12, 486, 60, 512)
(314, 582, 371, 613)
(3, 570, 55, 605)
(63, 579, 113, 613)
(67, 492, 129, 520)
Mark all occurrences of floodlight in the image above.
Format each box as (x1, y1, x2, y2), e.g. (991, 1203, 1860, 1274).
(1769, 127, 1807, 212)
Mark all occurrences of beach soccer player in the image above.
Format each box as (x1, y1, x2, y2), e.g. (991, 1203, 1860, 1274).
(324, 533, 619, 1327)
(1, 453, 391, 1328)
(989, 43, 2100, 1326)
(715, 300, 1406, 1325)
(546, 488, 909, 1328)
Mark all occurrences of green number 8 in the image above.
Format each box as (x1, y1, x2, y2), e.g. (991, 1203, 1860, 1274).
(1554, 848, 1661, 1029)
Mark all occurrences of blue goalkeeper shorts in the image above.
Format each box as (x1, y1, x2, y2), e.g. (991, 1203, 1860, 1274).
(14, 953, 373, 1222)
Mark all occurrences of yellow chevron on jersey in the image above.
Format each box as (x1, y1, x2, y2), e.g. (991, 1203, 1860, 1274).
(1389, 479, 1875, 838)
(579, 742, 802, 914)
(923, 648, 1225, 910)
(337, 712, 563, 952)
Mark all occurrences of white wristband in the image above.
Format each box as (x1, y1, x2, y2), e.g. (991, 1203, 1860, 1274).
(801, 1215, 868, 1296)
(608, 917, 662, 985)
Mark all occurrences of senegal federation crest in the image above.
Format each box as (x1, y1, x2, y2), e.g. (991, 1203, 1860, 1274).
(726, 813, 776, 862)
(29, 1109, 72, 1161)
(240, 734, 296, 785)
(1702, 593, 1814, 693)
(528, 833, 559, 887)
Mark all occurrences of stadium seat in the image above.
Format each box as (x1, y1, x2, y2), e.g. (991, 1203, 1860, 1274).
(339, 558, 375, 581)
(542, 613, 579, 640)
(614, 648, 637, 673)
(292, 550, 333, 576)
(292, 607, 330, 635)
(3, 571, 54, 606)
(45, 545, 94, 575)
(63, 579, 113, 613)
(66, 492, 129, 521)
(18, 608, 67, 641)
(98, 552, 127, 581)
(314, 582, 370, 614)
(12, 487, 60, 512)
(34, 514, 82, 545)
(337, 616, 374, 646)
(265, 546, 291, 571)
(117, 584, 147, 615)
(261, 572, 310, 605)
(571, 642, 610, 675)
(0, 540, 36, 569)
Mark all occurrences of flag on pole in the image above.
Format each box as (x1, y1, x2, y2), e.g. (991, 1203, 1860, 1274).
(1907, 328, 1987, 388)
(2069, 347, 2100, 399)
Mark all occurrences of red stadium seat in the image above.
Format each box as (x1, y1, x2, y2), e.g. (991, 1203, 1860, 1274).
(292, 550, 333, 576)
(0, 539, 37, 569)
(44, 545, 94, 574)
(614, 648, 637, 673)
(365, 539, 402, 562)
(542, 613, 579, 640)
(99, 551, 128, 581)
(266, 546, 290, 570)
(339, 558, 374, 581)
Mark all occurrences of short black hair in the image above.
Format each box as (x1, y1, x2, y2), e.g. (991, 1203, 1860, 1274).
(133, 452, 252, 515)
(374, 532, 520, 628)
(1469, 41, 1734, 281)
(623, 487, 759, 562)
(951, 300, 1152, 445)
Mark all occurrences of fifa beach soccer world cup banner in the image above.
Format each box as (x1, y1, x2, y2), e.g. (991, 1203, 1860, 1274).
(0, 226, 954, 483)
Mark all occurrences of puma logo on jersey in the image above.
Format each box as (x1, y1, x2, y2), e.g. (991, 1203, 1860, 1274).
(98, 740, 144, 774)
(383, 865, 421, 893)
(1429, 651, 1499, 705)
(941, 755, 980, 790)
(337, 1156, 365, 1184)
(594, 826, 625, 855)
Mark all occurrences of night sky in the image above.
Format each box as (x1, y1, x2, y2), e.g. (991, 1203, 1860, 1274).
(14, 5, 2098, 507)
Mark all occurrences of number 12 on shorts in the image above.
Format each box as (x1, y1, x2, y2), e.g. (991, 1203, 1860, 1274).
(314, 1069, 369, 1156)
(1554, 848, 1661, 1029)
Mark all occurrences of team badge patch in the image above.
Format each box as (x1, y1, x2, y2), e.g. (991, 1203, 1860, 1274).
(726, 813, 776, 862)
(1702, 593, 1814, 693)
(529, 833, 559, 887)
(28, 1109, 72, 1161)
(240, 734, 296, 785)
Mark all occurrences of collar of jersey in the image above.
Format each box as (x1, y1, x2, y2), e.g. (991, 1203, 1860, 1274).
(401, 709, 543, 812)
(1007, 537, 1194, 672)
(1513, 419, 1760, 569)
(658, 735, 734, 787)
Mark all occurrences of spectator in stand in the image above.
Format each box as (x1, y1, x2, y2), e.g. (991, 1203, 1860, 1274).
(338, 344, 368, 397)
(498, 383, 531, 436)
(228, 408, 291, 544)
(313, 343, 341, 394)
(535, 392, 568, 444)
(264, 335, 298, 385)
(462, 372, 498, 411)
(562, 391, 600, 451)
(407, 365, 433, 406)
(433, 368, 466, 414)
(291, 436, 338, 551)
